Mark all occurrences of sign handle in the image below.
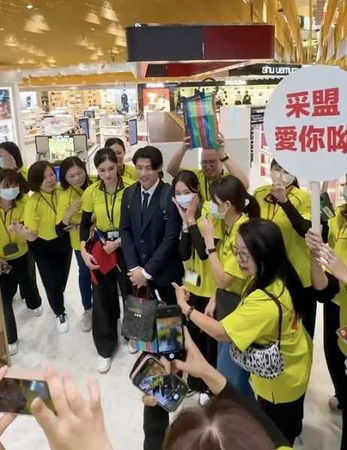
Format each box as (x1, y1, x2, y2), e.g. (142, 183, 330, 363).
(311, 181, 321, 231)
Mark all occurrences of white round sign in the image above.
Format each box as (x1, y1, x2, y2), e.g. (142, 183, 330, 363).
(264, 65, 347, 181)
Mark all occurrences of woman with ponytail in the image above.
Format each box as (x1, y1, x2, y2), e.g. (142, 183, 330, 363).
(199, 175, 260, 400)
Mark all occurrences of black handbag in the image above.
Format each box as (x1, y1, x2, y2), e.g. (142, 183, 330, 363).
(215, 288, 241, 321)
(121, 287, 157, 342)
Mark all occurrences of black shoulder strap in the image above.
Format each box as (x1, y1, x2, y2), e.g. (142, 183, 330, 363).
(263, 289, 283, 347)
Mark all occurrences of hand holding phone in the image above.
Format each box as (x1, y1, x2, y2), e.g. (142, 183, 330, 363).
(156, 305, 185, 361)
(131, 355, 188, 413)
(30, 366, 113, 450)
(0, 366, 16, 447)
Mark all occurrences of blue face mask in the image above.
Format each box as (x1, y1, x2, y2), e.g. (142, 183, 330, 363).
(210, 202, 224, 219)
(0, 187, 20, 201)
(175, 193, 194, 209)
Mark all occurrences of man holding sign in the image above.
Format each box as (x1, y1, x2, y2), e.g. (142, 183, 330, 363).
(167, 136, 249, 201)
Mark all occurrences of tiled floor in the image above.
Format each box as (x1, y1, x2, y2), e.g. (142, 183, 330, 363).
(1, 256, 343, 450)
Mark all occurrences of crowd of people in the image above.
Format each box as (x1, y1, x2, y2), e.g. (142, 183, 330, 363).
(0, 136, 346, 450)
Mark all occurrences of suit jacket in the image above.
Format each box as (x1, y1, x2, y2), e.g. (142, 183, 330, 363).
(120, 180, 184, 287)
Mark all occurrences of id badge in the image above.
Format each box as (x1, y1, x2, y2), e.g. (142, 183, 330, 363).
(3, 243, 19, 257)
(184, 270, 200, 287)
(106, 230, 119, 241)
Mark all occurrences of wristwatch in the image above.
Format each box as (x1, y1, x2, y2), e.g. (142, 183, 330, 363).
(220, 154, 229, 163)
(187, 305, 195, 322)
(207, 248, 217, 255)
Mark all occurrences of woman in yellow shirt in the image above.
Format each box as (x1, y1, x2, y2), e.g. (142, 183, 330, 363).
(19, 161, 72, 333)
(0, 141, 35, 301)
(80, 148, 134, 373)
(105, 137, 138, 181)
(199, 175, 260, 400)
(0, 169, 42, 356)
(174, 218, 338, 445)
(254, 160, 316, 337)
(56, 156, 94, 333)
(172, 169, 218, 401)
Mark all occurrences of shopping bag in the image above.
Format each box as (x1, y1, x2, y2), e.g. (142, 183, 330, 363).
(121, 286, 157, 342)
(183, 92, 220, 150)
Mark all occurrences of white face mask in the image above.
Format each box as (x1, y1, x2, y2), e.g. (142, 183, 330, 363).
(210, 201, 224, 219)
(0, 187, 20, 201)
(175, 193, 194, 209)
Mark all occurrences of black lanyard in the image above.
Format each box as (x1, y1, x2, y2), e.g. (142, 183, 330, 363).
(0, 207, 14, 242)
(39, 192, 57, 215)
(103, 180, 121, 227)
(204, 177, 210, 201)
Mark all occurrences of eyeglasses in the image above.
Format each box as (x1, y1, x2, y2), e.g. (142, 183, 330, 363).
(201, 161, 218, 168)
(232, 245, 251, 264)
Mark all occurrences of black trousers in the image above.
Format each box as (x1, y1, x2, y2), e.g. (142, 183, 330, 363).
(142, 282, 179, 450)
(187, 293, 217, 392)
(302, 299, 317, 339)
(323, 301, 347, 449)
(92, 266, 122, 357)
(323, 301, 341, 398)
(30, 236, 72, 317)
(143, 404, 169, 450)
(0, 254, 42, 344)
(19, 250, 36, 302)
(258, 394, 305, 446)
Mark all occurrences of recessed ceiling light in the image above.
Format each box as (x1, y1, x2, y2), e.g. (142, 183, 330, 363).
(0, 28, 4, 31)
(26, 3, 34, 9)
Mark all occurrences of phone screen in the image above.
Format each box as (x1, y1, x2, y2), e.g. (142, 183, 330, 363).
(0, 378, 54, 415)
(132, 357, 188, 413)
(156, 314, 184, 360)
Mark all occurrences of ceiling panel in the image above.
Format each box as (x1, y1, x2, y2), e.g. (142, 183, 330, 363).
(0, 0, 250, 69)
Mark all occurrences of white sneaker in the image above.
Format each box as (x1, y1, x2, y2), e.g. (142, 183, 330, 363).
(33, 305, 43, 317)
(97, 356, 111, 373)
(56, 314, 69, 333)
(80, 309, 92, 332)
(8, 342, 18, 356)
(128, 340, 139, 355)
(199, 390, 212, 406)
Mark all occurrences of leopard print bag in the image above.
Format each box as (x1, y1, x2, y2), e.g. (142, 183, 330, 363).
(229, 290, 284, 380)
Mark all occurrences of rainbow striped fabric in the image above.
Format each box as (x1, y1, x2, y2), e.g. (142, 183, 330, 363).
(183, 92, 220, 150)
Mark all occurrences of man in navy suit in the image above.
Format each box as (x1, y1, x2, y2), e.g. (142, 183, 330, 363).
(120, 145, 184, 450)
(121, 145, 183, 303)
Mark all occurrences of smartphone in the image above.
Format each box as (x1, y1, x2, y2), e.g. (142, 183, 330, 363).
(129, 352, 148, 380)
(0, 378, 54, 415)
(131, 356, 188, 413)
(155, 306, 185, 361)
